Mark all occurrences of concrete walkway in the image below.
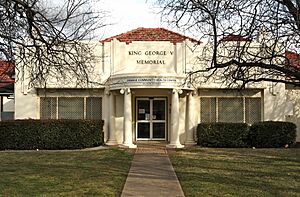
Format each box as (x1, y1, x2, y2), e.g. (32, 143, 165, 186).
(121, 142, 185, 197)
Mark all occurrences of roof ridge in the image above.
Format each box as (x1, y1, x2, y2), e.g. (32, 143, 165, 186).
(157, 27, 194, 40)
(100, 27, 200, 44)
(100, 27, 144, 43)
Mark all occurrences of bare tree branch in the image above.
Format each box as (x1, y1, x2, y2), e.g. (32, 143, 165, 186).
(0, 0, 108, 87)
(157, 0, 300, 87)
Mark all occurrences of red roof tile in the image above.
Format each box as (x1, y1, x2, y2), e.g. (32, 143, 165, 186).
(221, 35, 251, 42)
(285, 51, 300, 68)
(101, 27, 200, 44)
(0, 61, 15, 89)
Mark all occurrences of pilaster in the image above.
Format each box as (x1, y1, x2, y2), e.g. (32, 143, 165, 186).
(120, 88, 137, 148)
(167, 88, 184, 148)
(106, 90, 118, 145)
(185, 92, 197, 145)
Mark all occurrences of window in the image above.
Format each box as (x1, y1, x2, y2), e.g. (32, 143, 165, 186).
(218, 98, 244, 123)
(40, 97, 102, 120)
(86, 97, 102, 120)
(200, 98, 216, 122)
(40, 97, 57, 119)
(245, 98, 261, 124)
(58, 98, 84, 119)
(200, 97, 261, 124)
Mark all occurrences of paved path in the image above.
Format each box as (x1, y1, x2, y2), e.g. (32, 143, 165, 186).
(121, 142, 185, 197)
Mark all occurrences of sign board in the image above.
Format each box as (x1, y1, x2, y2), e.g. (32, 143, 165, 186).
(109, 76, 185, 89)
(127, 49, 174, 66)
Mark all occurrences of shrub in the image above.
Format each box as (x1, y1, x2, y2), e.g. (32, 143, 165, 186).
(197, 122, 249, 147)
(0, 119, 104, 150)
(249, 121, 296, 148)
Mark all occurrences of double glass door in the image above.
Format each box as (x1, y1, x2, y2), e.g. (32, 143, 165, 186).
(136, 98, 166, 140)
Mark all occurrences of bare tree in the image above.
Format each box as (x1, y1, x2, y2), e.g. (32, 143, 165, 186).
(0, 0, 108, 87)
(158, 0, 300, 87)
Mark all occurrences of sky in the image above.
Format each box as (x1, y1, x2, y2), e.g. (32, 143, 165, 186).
(48, 0, 191, 40)
(98, 0, 181, 40)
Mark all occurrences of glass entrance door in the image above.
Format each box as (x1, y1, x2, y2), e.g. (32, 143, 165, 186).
(136, 98, 166, 140)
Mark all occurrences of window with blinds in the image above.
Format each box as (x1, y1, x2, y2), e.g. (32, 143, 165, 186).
(218, 98, 244, 123)
(40, 97, 57, 119)
(58, 98, 84, 119)
(200, 97, 261, 124)
(200, 98, 216, 123)
(40, 97, 102, 120)
(245, 98, 261, 124)
(86, 97, 102, 120)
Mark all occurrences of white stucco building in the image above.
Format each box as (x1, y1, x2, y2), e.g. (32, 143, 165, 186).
(15, 28, 300, 147)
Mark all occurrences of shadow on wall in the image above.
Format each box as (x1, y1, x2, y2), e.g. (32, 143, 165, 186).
(115, 94, 124, 144)
(264, 84, 290, 121)
(286, 89, 300, 142)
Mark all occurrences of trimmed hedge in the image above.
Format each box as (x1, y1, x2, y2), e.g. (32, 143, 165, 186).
(249, 121, 296, 148)
(197, 122, 249, 147)
(0, 119, 104, 150)
(197, 121, 297, 148)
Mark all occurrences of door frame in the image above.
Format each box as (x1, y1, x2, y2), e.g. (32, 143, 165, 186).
(135, 97, 167, 140)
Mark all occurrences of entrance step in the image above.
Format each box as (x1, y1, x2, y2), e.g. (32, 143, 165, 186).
(136, 141, 167, 154)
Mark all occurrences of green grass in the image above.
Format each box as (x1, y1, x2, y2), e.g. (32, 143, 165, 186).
(0, 148, 133, 197)
(170, 148, 300, 197)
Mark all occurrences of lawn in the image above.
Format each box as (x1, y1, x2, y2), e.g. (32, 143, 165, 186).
(169, 148, 300, 197)
(0, 148, 133, 197)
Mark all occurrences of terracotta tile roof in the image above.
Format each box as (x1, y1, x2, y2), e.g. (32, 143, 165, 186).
(0, 61, 14, 90)
(221, 35, 251, 42)
(285, 51, 300, 68)
(101, 27, 200, 44)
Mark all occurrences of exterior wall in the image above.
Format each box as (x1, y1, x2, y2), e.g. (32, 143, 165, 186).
(103, 39, 199, 77)
(100, 38, 201, 146)
(286, 89, 300, 142)
(105, 39, 198, 91)
(32, 41, 105, 88)
(15, 41, 105, 120)
(14, 29, 300, 145)
(111, 41, 176, 75)
(263, 83, 290, 121)
(15, 88, 38, 119)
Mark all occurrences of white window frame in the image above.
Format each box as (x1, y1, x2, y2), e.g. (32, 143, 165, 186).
(40, 96, 102, 120)
(200, 96, 262, 124)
